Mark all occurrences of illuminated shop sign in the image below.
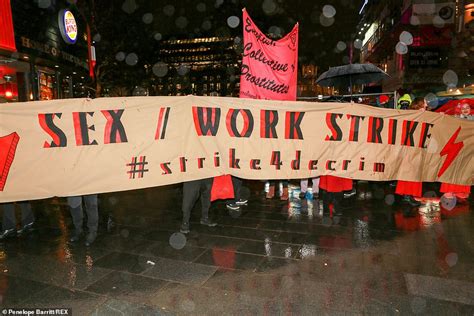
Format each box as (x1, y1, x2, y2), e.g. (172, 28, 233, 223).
(58, 9, 78, 44)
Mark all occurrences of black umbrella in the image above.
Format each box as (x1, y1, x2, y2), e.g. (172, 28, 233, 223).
(316, 63, 389, 87)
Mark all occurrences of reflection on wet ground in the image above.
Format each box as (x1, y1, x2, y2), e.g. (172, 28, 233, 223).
(1, 181, 473, 314)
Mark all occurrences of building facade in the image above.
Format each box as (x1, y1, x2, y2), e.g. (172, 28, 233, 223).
(358, 0, 472, 95)
(0, 0, 91, 103)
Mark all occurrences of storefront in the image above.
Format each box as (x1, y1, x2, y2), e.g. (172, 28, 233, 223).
(0, 0, 91, 103)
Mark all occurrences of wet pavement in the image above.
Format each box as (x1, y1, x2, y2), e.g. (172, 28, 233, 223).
(1, 181, 473, 315)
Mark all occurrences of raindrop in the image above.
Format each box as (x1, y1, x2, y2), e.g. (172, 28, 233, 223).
(322, 216, 332, 227)
(433, 15, 445, 28)
(336, 41, 347, 52)
(180, 299, 195, 312)
(395, 42, 408, 55)
(410, 297, 426, 314)
(227, 16, 240, 28)
(93, 33, 101, 43)
(426, 138, 439, 154)
(374, 187, 385, 200)
(425, 92, 439, 108)
(132, 86, 147, 96)
(399, 31, 413, 45)
(169, 232, 187, 250)
(310, 11, 319, 23)
(384, 194, 395, 206)
(196, 2, 206, 12)
(120, 229, 129, 238)
(322, 5, 336, 18)
(109, 196, 118, 205)
(38, 0, 52, 8)
(268, 26, 282, 37)
(353, 39, 363, 50)
(215, 0, 224, 8)
(177, 64, 190, 76)
(262, 0, 277, 15)
(445, 252, 458, 267)
(152, 62, 168, 77)
(442, 70, 458, 88)
(142, 13, 153, 24)
(202, 20, 212, 31)
(176, 16, 188, 29)
(115, 52, 125, 62)
(154, 33, 162, 41)
(440, 194, 457, 211)
(163, 4, 175, 16)
(410, 16, 420, 26)
(423, 191, 438, 198)
(233, 36, 242, 45)
(319, 14, 335, 27)
(122, 0, 137, 14)
(125, 53, 138, 66)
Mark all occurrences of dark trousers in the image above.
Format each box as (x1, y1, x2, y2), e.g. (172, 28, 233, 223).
(2, 202, 34, 231)
(67, 195, 99, 233)
(182, 178, 212, 224)
(269, 181, 288, 189)
(321, 190, 343, 213)
(230, 176, 242, 203)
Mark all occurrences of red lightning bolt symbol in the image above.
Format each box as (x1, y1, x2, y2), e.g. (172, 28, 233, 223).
(437, 127, 464, 178)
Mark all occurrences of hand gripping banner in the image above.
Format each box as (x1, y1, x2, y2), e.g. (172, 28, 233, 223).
(239, 9, 298, 101)
(0, 95, 472, 202)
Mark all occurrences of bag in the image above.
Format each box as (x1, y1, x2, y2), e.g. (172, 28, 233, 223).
(210, 175, 234, 201)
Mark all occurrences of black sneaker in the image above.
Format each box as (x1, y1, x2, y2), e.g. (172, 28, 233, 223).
(85, 232, 97, 247)
(200, 218, 217, 227)
(226, 203, 240, 211)
(299, 192, 306, 199)
(402, 195, 421, 207)
(180, 223, 190, 234)
(17, 222, 34, 235)
(235, 199, 248, 206)
(69, 230, 83, 243)
(0, 229, 16, 240)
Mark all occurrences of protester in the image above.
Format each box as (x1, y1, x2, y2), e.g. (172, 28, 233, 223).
(299, 177, 320, 199)
(180, 178, 217, 234)
(397, 89, 412, 110)
(395, 97, 427, 207)
(0, 202, 35, 240)
(266, 180, 289, 200)
(68, 194, 99, 246)
(319, 175, 352, 215)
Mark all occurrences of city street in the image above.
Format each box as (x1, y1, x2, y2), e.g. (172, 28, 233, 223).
(1, 181, 473, 315)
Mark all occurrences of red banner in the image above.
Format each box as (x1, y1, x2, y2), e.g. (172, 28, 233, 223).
(239, 9, 298, 101)
(0, 0, 16, 52)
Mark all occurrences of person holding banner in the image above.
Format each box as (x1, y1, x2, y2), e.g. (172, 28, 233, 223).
(68, 194, 99, 246)
(180, 178, 217, 234)
(319, 175, 352, 215)
(0, 202, 35, 240)
(395, 97, 428, 207)
(299, 177, 320, 199)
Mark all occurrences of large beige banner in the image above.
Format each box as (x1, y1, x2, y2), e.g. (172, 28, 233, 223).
(0, 95, 473, 202)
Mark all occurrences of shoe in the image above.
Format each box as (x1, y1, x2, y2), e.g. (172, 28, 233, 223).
(402, 195, 421, 207)
(266, 186, 275, 199)
(180, 222, 190, 234)
(17, 222, 34, 235)
(200, 218, 217, 227)
(235, 198, 248, 206)
(69, 230, 83, 242)
(299, 192, 306, 199)
(85, 232, 97, 247)
(280, 187, 289, 201)
(344, 189, 356, 198)
(0, 229, 16, 240)
(226, 203, 240, 211)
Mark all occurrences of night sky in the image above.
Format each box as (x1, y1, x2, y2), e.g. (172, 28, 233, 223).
(94, 0, 362, 71)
